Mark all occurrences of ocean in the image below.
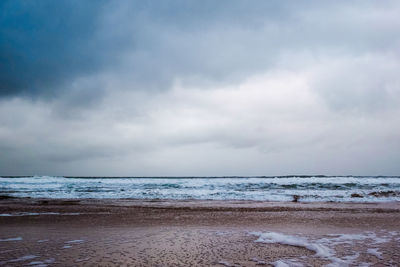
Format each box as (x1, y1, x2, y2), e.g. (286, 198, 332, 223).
(0, 176, 399, 202)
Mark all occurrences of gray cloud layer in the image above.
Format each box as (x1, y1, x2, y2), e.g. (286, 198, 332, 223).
(0, 1, 399, 175)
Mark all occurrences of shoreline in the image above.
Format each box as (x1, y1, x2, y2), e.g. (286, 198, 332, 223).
(1, 196, 400, 210)
(1, 198, 399, 266)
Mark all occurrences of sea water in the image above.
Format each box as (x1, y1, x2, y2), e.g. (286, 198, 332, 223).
(0, 176, 399, 202)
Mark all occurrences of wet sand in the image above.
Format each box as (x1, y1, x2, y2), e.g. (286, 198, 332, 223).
(0, 198, 399, 266)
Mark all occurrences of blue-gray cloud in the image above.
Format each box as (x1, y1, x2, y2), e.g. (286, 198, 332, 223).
(0, 0, 111, 97)
(0, 0, 275, 97)
(3, 0, 398, 100)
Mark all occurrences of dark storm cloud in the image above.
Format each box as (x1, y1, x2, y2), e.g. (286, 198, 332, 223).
(0, 0, 287, 97)
(0, 0, 112, 97)
(4, 0, 394, 99)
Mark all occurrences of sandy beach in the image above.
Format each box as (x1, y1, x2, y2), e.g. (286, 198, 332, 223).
(0, 198, 399, 266)
(2, 0, 400, 266)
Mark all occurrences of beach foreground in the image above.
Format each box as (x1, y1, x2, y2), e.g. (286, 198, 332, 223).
(1, 198, 399, 266)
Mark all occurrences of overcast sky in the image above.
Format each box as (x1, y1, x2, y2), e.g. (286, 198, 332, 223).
(1, 0, 399, 176)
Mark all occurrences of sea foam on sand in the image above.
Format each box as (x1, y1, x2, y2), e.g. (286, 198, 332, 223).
(0, 237, 22, 242)
(250, 231, 398, 266)
(252, 232, 333, 258)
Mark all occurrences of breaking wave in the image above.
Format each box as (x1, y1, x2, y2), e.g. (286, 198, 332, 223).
(0, 176, 400, 202)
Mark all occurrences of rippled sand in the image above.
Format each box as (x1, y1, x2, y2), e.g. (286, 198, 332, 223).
(0, 198, 399, 266)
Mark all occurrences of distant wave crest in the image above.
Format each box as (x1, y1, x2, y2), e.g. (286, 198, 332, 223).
(1, 176, 400, 202)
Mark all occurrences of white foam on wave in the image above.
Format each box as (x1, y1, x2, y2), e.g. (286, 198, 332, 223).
(1, 175, 400, 202)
